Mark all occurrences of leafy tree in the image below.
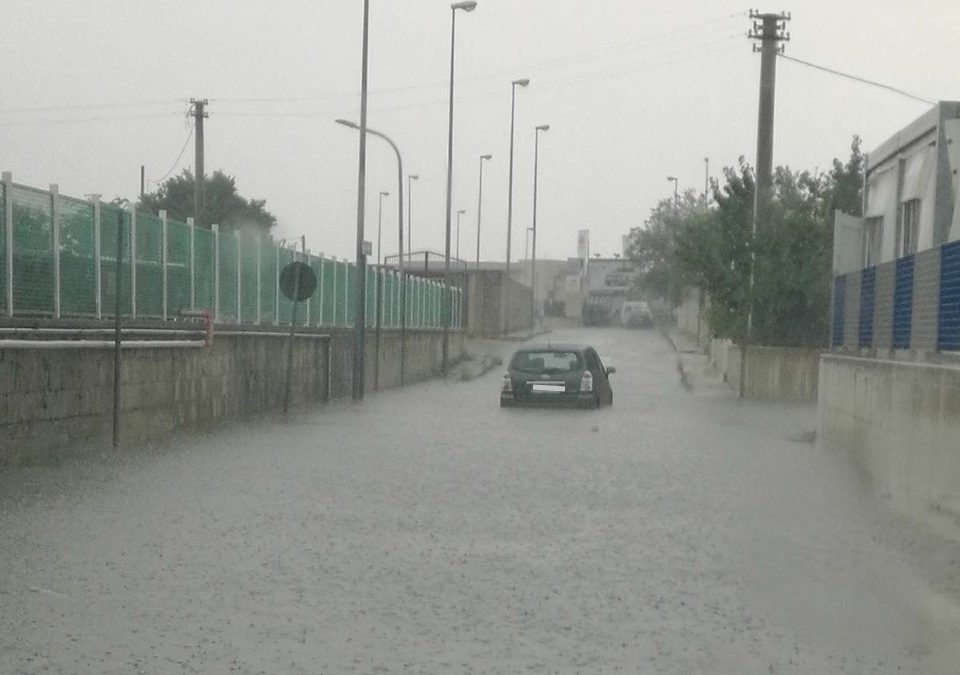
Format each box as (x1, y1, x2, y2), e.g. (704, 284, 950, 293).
(138, 169, 277, 233)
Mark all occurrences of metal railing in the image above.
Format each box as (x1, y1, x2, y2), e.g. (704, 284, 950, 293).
(831, 239, 960, 353)
(0, 174, 462, 331)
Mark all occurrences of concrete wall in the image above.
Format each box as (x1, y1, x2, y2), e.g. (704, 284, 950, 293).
(0, 328, 464, 464)
(465, 271, 532, 337)
(708, 339, 821, 403)
(819, 355, 960, 520)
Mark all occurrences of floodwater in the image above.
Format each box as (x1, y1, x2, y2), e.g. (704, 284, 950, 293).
(2, 327, 958, 673)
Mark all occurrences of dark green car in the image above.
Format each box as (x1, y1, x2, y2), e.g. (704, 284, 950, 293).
(500, 344, 615, 408)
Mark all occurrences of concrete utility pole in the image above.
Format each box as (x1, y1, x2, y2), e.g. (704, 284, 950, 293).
(352, 0, 372, 401)
(743, 10, 790, 397)
(189, 98, 208, 229)
(749, 11, 790, 209)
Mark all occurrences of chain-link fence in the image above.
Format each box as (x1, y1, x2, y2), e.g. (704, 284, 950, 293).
(0, 176, 462, 330)
(831, 239, 960, 352)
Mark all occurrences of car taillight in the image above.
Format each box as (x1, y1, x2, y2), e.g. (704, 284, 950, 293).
(502, 373, 513, 392)
(580, 370, 593, 393)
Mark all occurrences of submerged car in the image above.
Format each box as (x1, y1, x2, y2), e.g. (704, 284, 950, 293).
(621, 300, 653, 328)
(500, 344, 615, 408)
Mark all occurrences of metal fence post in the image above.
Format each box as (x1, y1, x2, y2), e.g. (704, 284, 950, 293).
(275, 241, 280, 325)
(187, 217, 195, 310)
(234, 229, 241, 324)
(50, 184, 61, 318)
(129, 203, 137, 319)
(3, 172, 12, 316)
(331, 257, 338, 326)
(160, 209, 168, 320)
(212, 223, 219, 322)
(318, 254, 325, 327)
(304, 248, 312, 326)
(92, 195, 102, 319)
(255, 234, 262, 324)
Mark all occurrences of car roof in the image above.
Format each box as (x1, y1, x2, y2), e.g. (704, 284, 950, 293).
(514, 343, 592, 353)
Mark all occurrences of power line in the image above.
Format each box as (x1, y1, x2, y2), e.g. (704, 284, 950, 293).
(150, 126, 195, 185)
(0, 111, 182, 127)
(0, 98, 183, 115)
(778, 53, 934, 105)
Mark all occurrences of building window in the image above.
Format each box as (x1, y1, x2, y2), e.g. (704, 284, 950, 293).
(863, 216, 883, 267)
(899, 199, 920, 257)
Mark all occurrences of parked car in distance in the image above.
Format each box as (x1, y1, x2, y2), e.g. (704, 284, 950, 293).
(500, 344, 615, 408)
(621, 300, 653, 328)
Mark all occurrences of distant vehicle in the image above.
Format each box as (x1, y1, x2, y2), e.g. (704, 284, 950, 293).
(581, 303, 612, 326)
(500, 344, 615, 408)
(621, 300, 653, 328)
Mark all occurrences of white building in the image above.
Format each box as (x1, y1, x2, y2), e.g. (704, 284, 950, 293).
(836, 101, 960, 273)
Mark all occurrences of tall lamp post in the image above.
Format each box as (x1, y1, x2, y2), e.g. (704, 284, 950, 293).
(667, 175, 679, 208)
(456, 209, 466, 261)
(377, 190, 389, 265)
(530, 123, 549, 331)
(475, 154, 491, 269)
(335, 119, 407, 384)
(442, 0, 477, 372)
(407, 174, 418, 265)
(348, 0, 372, 401)
(504, 77, 530, 333)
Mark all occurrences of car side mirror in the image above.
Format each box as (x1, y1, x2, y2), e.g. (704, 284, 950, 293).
(606, 366, 616, 375)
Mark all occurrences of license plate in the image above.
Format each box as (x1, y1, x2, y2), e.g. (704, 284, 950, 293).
(531, 383, 565, 393)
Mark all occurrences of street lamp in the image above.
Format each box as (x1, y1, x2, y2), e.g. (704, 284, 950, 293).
(335, 118, 407, 385)
(667, 175, 679, 208)
(530, 123, 549, 331)
(503, 77, 530, 333)
(476, 154, 492, 269)
(407, 174, 418, 265)
(347, 0, 372, 401)
(377, 191, 390, 266)
(456, 209, 467, 261)
(442, 0, 477, 372)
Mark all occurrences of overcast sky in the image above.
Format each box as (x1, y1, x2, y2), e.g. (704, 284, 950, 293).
(2, 0, 957, 262)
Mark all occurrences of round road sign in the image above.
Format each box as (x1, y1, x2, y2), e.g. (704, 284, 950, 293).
(279, 261, 317, 302)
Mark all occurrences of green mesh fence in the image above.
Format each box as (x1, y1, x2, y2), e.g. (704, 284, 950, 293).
(135, 212, 163, 317)
(217, 231, 238, 322)
(259, 241, 277, 323)
(309, 256, 323, 326)
(167, 219, 191, 314)
(99, 205, 132, 318)
(276, 247, 294, 324)
(239, 232, 259, 324)
(12, 185, 54, 314)
(0, 182, 5, 315)
(59, 197, 96, 316)
(193, 228, 215, 313)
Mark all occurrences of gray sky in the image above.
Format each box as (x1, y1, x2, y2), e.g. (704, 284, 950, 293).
(2, 0, 957, 262)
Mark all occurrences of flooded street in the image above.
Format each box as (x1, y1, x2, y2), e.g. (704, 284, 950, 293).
(1, 328, 953, 673)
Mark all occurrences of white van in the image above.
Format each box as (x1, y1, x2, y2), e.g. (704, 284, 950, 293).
(620, 301, 653, 328)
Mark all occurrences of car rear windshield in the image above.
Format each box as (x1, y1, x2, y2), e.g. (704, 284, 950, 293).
(511, 350, 582, 374)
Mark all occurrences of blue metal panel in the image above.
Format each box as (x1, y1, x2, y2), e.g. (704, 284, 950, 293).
(938, 240, 960, 351)
(858, 267, 876, 347)
(892, 256, 914, 349)
(832, 276, 845, 347)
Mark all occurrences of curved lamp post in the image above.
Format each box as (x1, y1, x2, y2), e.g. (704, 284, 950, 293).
(476, 154, 491, 269)
(530, 123, 549, 331)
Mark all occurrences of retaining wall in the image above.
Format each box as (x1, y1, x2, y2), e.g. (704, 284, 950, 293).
(707, 339, 821, 402)
(0, 327, 464, 464)
(818, 354, 960, 519)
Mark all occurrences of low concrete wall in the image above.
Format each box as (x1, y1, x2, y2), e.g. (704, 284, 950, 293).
(819, 354, 960, 519)
(465, 271, 532, 337)
(0, 327, 464, 464)
(707, 339, 821, 402)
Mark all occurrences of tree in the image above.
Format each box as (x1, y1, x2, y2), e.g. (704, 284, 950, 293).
(138, 169, 277, 233)
(626, 138, 863, 347)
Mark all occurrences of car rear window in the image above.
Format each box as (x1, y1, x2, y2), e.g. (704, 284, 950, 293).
(511, 350, 582, 374)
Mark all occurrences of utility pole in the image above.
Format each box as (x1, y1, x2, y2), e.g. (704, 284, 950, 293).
(189, 98, 208, 229)
(140, 165, 145, 201)
(742, 10, 790, 397)
(703, 157, 709, 209)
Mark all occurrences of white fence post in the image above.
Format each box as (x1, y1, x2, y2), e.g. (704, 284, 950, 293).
(343, 261, 349, 326)
(255, 235, 262, 324)
(50, 184, 61, 318)
(92, 195, 102, 319)
(234, 229, 241, 324)
(3, 172, 12, 316)
(304, 248, 312, 326)
(187, 217, 195, 310)
(212, 223, 219, 322)
(317, 254, 325, 327)
(330, 257, 338, 326)
(159, 209, 168, 320)
(129, 204, 137, 319)
(274, 242, 281, 324)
